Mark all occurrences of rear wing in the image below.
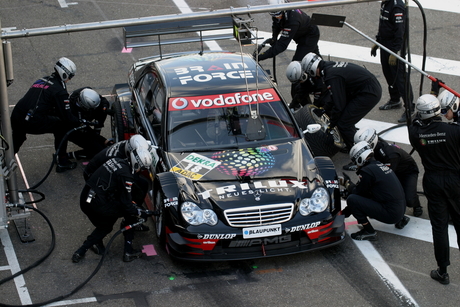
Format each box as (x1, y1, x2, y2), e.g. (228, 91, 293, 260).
(123, 16, 259, 56)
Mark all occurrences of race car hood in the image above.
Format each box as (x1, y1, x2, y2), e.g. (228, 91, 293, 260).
(166, 140, 321, 209)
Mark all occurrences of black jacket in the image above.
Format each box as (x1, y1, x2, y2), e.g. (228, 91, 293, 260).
(84, 140, 129, 180)
(409, 117, 460, 173)
(12, 73, 78, 125)
(86, 157, 138, 217)
(373, 138, 419, 175)
(352, 158, 406, 205)
(259, 9, 317, 60)
(317, 61, 381, 127)
(69, 87, 110, 130)
(376, 0, 406, 52)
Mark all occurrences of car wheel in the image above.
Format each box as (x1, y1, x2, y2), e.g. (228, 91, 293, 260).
(153, 188, 166, 247)
(111, 98, 127, 142)
(294, 104, 345, 157)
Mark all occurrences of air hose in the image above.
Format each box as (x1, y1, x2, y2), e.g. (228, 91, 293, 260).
(0, 204, 145, 307)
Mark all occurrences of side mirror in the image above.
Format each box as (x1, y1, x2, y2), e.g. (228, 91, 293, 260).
(303, 124, 321, 134)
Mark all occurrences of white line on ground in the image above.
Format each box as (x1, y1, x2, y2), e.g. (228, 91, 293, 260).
(43, 297, 98, 307)
(346, 224, 419, 307)
(0, 229, 33, 305)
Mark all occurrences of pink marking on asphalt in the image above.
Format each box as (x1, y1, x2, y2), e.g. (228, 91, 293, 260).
(122, 47, 133, 53)
(345, 221, 358, 229)
(142, 244, 157, 256)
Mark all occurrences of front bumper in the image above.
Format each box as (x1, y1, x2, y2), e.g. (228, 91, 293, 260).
(165, 214, 345, 261)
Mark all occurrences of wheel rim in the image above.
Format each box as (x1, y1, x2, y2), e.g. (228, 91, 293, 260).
(308, 105, 345, 149)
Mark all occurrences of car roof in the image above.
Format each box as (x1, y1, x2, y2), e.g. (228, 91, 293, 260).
(141, 52, 275, 98)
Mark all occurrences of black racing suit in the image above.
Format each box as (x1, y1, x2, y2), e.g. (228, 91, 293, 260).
(314, 61, 382, 150)
(376, 0, 413, 109)
(10, 73, 78, 156)
(79, 158, 139, 253)
(67, 87, 110, 159)
(409, 117, 460, 269)
(258, 8, 320, 62)
(373, 138, 421, 209)
(84, 140, 148, 206)
(347, 158, 406, 226)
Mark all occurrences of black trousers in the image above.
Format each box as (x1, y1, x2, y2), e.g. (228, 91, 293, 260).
(336, 80, 382, 149)
(67, 129, 107, 159)
(423, 172, 460, 269)
(397, 171, 421, 208)
(79, 185, 137, 252)
(11, 112, 70, 156)
(347, 194, 405, 225)
(379, 46, 414, 110)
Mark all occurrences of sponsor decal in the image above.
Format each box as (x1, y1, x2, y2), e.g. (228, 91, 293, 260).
(170, 153, 221, 180)
(198, 179, 308, 200)
(197, 234, 237, 240)
(285, 222, 321, 233)
(229, 235, 292, 247)
(324, 179, 339, 189)
(173, 63, 253, 85)
(243, 224, 282, 239)
(211, 147, 276, 177)
(168, 88, 279, 111)
(163, 197, 178, 207)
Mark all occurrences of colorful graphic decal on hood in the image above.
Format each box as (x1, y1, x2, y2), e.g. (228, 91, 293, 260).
(170, 153, 221, 180)
(211, 147, 276, 176)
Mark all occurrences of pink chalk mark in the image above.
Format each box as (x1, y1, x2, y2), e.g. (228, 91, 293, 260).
(345, 220, 358, 229)
(122, 47, 133, 53)
(142, 244, 157, 256)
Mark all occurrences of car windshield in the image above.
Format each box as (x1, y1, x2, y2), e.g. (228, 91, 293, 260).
(167, 89, 299, 151)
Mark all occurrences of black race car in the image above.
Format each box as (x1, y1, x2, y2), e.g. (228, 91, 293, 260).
(110, 18, 345, 261)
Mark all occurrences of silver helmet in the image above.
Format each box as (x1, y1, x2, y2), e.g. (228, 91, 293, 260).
(129, 148, 152, 173)
(54, 57, 76, 82)
(349, 141, 373, 167)
(301, 53, 322, 77)
(285, 61, 307, 83)
(78, 89, 101, 110)
(415, 94, 441, 120)
(354, 127, 378, 150)
(438, 90, 460, 114)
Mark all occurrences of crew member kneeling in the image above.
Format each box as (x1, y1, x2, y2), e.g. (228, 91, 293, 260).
(341, 141, 406, 240)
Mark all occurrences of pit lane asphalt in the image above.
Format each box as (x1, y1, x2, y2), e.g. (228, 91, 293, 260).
(1, 0, 460, 306)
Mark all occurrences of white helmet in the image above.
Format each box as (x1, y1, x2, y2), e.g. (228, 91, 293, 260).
(354, 127, 378, 150)
(54, 57, 76, 82)
(349, 141, 373, 167)
(78, 88, 101, 110)
(438, 90, 460, 114)
(268, 0, 285, 17)
(127, 134, 150, 152)
(301, 53, 322, 77)
(285, 61, 307, 83)
(130, 148, 152, 173)
(415, 94, 441, 120)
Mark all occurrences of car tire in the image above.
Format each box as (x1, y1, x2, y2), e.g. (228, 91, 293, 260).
(294, 104, 345, 158)
(111, 98, 128, 142)
(153, 187, 166, 248)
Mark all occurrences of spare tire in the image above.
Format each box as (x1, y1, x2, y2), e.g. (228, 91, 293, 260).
(294, 104, 345, 157)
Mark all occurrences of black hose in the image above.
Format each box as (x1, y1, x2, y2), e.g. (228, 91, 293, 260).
(411, 0, 427, 97)
(0, 204, 55, 286)
(0, 205, 144, 307)
(29, 124, 93, 190)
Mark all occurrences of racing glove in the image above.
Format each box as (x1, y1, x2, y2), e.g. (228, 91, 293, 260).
(342, 172, 356, 193)
(430, 79, 444, 96)
(388, 54, 398, 66)
(370, 44, 379, 57)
